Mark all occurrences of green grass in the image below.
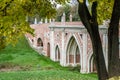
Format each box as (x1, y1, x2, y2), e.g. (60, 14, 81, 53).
(0, 36, 98, 80)
(0, 70, 97, 80)
(0, 36, 63, 70)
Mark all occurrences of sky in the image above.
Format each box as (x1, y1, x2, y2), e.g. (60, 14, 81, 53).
(56, 0, 89, 8)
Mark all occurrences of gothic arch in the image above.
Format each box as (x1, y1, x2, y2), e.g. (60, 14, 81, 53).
(65, 34, 82, 57)
(87, 52, 97, 73)
(65, 35, 81, 66)
(37, 38, 43, 47)
(55, 45, 60, 61)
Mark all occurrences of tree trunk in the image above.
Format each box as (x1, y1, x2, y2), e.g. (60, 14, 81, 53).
(77, 1, 108, 80)
(108, 0, 120, 78)
(90, 24, 108, 80)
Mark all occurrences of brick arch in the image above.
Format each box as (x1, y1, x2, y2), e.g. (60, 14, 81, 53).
(65, 34, 82, 66)
(37, 38, 43, 47)
(55, 45, 61, 61)
(35, 34, 44, 46)
(65, 34, 82, 59)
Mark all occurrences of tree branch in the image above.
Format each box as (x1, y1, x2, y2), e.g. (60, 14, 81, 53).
(91, 1, 97, 23)
(77, 0, 92, 32)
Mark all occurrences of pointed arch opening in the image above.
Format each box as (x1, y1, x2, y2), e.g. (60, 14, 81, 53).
(89, 54, 97, 73)
(37, 38, 43, 47)
(66, 36, 80, 66)
(75, 46, 80, 63)
(47, 43, 50, 57)
(55, 45, 60, 61)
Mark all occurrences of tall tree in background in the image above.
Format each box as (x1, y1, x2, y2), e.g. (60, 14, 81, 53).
(77, 0, 120, 80)
(70, 4, 80, 21)
(56, 4, 80, 22)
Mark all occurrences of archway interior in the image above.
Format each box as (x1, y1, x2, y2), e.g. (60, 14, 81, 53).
(66, 36, 80, 65)
(47, 43, 50, 57)
(37, 38, 43, 47)
(89, 55, 97, 73)
(55, 45, 60, 61)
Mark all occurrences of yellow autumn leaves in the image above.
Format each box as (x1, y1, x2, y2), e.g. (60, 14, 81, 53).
(79, 0, 83, 3)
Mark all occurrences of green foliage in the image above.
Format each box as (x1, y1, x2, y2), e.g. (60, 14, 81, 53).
(0, 54, 13, 61)
(56, 4, 71, 21)
(0, 70, 97, 80)
(54, 0, 70, 4)
(0, 0, 34, 47)
(0, 0, 68, 49)
(0, 36, 65, 70)
(70, 5, 81, 21)
(56, 4, 80, 22)
(55, 6, 64, 21)
(88, 0, 114, 24)
(78, 0, 114, 24)
(0, 36, 97, 80)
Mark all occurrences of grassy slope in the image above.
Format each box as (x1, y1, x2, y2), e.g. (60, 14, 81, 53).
(0, 36, 98, 80)
(0, 36, 63, 70)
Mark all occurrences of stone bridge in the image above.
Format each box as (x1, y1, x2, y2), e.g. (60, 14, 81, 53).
(26, 20, 109, 73)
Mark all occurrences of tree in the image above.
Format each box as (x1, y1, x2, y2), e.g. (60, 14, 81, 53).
(77, 0, 120, 80)
(70, 4, 80, 21)
(56, 6, 64, 21)
(0, 0, 68, 50)
(56, 4, 80, 22)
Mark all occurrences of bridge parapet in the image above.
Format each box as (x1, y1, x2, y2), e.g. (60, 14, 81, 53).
(26, 21, 109, 73)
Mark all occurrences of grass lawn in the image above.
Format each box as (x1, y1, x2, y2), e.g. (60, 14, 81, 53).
(0, 36, 98, 80)
(0, 70, 97, 80)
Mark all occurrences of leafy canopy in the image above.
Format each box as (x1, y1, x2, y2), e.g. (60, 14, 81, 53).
(79, 0, 114, 24)
(0, 0, 68, 47)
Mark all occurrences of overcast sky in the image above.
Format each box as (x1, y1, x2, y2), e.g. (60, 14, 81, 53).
(57, 0, 89, 7)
